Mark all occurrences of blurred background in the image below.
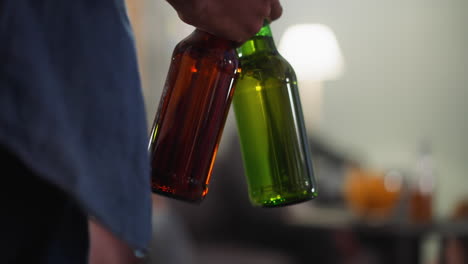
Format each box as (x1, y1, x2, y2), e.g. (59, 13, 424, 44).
(126, 0, 468, 263)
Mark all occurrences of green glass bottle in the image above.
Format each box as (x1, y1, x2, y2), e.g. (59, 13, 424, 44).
(233, 23, 318, 207)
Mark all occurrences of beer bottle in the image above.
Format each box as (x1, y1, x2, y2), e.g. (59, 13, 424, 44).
(233, 23, 318, 207)
(149, 30, 238, 202)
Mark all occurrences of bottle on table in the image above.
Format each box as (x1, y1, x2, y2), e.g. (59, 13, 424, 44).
(409, 141, 435, 224)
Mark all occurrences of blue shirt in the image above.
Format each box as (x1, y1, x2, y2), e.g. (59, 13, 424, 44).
(0, 0, 151, 251)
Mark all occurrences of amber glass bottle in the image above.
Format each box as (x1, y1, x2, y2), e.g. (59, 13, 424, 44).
(149, 30, 238, 202)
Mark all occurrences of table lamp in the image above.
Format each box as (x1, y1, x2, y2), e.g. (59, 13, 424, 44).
(279, 24, 345, 133)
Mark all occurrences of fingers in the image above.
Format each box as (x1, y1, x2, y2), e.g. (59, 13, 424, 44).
(269, 0, 283, 22)
(168, 0, 283, 43)
(258, 0, 273, 19)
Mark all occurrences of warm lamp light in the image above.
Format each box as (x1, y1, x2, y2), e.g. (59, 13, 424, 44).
(279, 24, 344, 82)
(278, 24, 344, 131)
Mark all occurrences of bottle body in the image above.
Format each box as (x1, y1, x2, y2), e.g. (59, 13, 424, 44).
(233, 26, 317, 207)
(149, 30, 238, 202)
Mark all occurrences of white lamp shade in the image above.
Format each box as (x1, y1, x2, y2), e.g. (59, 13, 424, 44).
(279, 24, 344, 82)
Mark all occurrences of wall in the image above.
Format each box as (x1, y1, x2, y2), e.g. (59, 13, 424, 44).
(273, 0, 468, 217)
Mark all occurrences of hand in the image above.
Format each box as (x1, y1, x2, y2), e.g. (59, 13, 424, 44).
(88, 220, 141, 264)
(166, 0, 283, 43)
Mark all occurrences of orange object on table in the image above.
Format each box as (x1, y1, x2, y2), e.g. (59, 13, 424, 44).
(344, 166, 401, 220)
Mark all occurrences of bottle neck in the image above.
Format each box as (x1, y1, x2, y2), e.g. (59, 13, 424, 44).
(237, 24, 277, 57)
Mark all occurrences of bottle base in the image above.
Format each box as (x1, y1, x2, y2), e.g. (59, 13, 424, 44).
(151, 187, 205, 204)
(253, 193, 318, 208)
